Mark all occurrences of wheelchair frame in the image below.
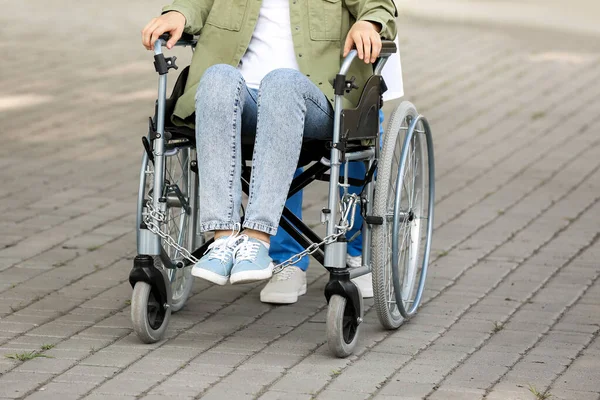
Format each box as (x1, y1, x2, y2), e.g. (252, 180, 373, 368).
(130, 34, 435, 357)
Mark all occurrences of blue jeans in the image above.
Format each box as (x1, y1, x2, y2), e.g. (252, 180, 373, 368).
(195, 65, 334, 235)
(271, 110, 385, 270)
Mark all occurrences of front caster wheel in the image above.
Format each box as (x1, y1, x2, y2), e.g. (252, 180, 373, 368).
(131, 282, 171, 344)
(326, 292, 363, 358)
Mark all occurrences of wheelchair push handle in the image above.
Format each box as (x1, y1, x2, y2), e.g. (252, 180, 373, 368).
(379, 40, 397, 56)
(154, 32, 197, 54)
(158, 32, 195, 44)
(339, 40, 397, 76)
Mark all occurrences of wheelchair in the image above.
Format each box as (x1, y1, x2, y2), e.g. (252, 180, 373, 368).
(129, 33, 435, 358)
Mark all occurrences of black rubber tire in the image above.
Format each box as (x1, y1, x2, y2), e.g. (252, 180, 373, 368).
(131, 281, 171, 344)
(326, 291, 363, 358)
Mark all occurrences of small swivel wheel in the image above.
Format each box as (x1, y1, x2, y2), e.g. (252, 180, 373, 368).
(326, 287, 364, 358)
(131, 280, 171, 343)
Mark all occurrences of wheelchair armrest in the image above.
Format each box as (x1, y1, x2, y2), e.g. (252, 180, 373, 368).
(158, 32, 197, 47)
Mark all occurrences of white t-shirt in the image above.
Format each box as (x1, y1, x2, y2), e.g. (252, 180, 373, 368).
(238, 0, 403, 99)
(238, 0, 299, 89)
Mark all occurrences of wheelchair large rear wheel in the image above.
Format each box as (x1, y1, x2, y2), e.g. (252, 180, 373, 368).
(136, 145, 197, 313)
(372, 101, 435, 329)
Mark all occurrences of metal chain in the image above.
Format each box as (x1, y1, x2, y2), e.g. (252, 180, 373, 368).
(144, 199, 199, 264)
(142, 175, 359, 273)
(272, 193, 359, 274)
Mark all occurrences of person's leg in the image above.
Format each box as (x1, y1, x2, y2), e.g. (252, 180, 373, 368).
(340, 162, 366, 258)
(261, 168, 310, 303)
(242, 68, 332, 233)
(231, 68, 333, 285)
(339, 161, 372, 297)
(192, 64, 258, 285)
(269, 168, 310, 271)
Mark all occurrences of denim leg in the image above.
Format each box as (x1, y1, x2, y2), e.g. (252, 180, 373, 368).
(195, 64, 257, 233)
(269, 168, 310, 271)
(243, 69, 333, 235)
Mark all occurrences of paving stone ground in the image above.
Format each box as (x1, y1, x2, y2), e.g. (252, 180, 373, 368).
(1, 1, 599, 399)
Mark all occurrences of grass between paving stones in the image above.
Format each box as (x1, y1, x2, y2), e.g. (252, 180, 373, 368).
(4, 344, 56, 361)
(5, 351, 53, 361)
(492, 321, 504, 333)
(528, 384, 551, 399)
(531, 111, 546, 120)
(52, 261, 68, 267)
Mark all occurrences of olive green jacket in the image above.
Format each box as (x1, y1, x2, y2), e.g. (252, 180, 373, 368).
(162, 0, 397, 126)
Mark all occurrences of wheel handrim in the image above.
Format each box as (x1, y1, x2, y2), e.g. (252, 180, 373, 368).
(398, 121, 425, 306)
(384, 116, 429, 318)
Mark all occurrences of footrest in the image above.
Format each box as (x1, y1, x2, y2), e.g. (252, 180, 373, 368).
(365, 215, 383, 225)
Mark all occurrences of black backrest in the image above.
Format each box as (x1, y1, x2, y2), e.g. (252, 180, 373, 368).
(340, 75, 383, 142)
(164, 66, 190, 127)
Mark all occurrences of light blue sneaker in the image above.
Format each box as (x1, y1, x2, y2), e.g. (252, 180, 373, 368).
(229, 237, 274, 284)
(192, 234, 245, 285)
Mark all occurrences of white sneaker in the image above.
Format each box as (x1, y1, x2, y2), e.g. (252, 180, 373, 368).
(260, 266, 307, 304)
(347, 255, 373, 298)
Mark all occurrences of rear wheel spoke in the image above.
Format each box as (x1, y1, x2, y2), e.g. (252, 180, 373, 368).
(145, 147, 195, 311)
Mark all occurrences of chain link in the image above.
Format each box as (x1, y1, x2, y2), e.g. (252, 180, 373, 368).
(144, 200, 199, 265)
(272, 193, 359, 274)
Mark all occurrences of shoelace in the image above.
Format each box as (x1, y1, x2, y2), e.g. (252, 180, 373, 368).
(273, 265, 297, 281)
(205, 225, 245, 263)
(234, 237, 261, 262)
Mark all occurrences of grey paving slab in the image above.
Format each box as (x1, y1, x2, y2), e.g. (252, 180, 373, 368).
(1, 1, 599, 399)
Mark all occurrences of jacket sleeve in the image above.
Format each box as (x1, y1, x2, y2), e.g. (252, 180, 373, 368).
(162, 0, 215, 34)
(344, 0, 398, 40)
